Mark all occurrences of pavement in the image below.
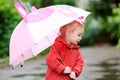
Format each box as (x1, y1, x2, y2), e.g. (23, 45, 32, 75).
(0, 44, 120, 80)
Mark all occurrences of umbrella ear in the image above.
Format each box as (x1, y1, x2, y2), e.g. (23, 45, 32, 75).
(31, 6, 37, 11)
(14, 2, 29, 21)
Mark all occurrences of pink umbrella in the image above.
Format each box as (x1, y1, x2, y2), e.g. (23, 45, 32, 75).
(9, 1, 90, 68)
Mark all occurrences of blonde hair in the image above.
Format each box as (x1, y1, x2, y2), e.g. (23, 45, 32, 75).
(60, 20, 83, 37)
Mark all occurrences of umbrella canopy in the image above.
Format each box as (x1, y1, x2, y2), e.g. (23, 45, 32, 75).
(9, 1, 90, 68)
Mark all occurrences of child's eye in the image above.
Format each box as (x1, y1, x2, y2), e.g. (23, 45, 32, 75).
(78, 34, 81, 36)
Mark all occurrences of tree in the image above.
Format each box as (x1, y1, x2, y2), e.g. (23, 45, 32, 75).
(41, 0, 54, 7)
(0, 0, 21, 58)
(87, 0, 120, 47)
(30, 0, 76, 8)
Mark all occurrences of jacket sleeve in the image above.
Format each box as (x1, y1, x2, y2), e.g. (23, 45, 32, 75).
(46, 42, 65, 74)
(73, 51, 84, 77)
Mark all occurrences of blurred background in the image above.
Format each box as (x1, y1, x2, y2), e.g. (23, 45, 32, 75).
(1, 0, 120, 59)
(0, 0, 120, 80)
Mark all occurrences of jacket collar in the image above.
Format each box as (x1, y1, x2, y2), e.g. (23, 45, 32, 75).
(55, 36, 80, 49)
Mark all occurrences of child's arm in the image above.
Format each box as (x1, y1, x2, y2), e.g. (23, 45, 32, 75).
(72, 52, 84, 77)
(46, 47, 65, 74)
(46, 42, 66, 74)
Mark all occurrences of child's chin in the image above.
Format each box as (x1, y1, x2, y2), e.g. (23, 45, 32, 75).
(73, 43, 77, 45)
(71, 42, 78, 45)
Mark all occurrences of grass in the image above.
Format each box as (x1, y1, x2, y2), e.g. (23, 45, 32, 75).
(0, 57, 9, 68)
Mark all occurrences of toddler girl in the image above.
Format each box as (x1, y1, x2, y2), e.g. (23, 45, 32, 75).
(45, 20, 84, 80)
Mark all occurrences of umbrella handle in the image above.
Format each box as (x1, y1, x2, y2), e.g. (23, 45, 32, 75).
(51, 45, 66, 67)
(45, 36, 66, 66)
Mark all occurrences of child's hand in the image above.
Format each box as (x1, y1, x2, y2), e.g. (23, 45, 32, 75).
(63, 66, 71, 74)
(69, 71, 77, 80)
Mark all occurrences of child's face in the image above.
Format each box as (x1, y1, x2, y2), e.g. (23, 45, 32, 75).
(66, 26, 84, 45)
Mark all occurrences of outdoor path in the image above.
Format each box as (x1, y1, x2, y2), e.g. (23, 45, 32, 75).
(0, 44, 120, 80)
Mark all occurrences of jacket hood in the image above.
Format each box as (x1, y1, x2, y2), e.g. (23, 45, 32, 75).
(55, 36, 80, 49)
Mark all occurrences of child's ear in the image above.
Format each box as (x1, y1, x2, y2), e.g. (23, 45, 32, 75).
(66, 29, 71, 36)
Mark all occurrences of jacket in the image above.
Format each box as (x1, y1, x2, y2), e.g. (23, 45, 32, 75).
(45, 36, 84, 80)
